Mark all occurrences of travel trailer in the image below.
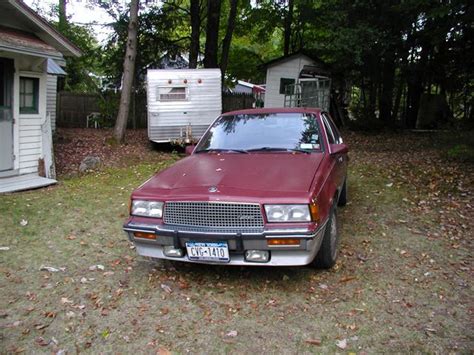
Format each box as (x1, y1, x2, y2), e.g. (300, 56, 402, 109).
(146, 69, 222, 143)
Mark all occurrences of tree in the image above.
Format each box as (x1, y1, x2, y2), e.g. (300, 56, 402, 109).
(220, 0, 239, 78)
(58, 0, 67, 32)
(113, 0, 139, 143)
(283, 0, 293, 55)
(189, 0, 201, 68)
(203, 0, 222, 68)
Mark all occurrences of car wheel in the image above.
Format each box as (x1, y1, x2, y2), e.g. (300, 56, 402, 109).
(338, 179, 347, 207)
(312, 206, 339, 269)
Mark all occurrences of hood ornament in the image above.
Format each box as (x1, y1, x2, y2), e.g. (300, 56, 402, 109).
(208, 186, 218, 193)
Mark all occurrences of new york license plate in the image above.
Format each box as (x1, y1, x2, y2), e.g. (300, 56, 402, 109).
(185, 241, 230, 262)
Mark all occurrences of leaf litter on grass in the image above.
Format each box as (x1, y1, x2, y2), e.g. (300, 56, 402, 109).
(1, 129, 473, 353)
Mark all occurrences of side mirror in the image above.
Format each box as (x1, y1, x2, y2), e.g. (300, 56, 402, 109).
(185, 145, 196, 155)
(330, 143, 348, 155)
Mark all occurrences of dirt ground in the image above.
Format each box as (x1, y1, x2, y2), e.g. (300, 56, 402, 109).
(1, 129, 473, 353)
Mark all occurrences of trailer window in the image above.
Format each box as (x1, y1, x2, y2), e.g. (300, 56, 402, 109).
(158, 87, 187, 101)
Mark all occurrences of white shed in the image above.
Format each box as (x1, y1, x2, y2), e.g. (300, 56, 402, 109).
(262, 52, 330, 108)
(0, 0, 80, 193)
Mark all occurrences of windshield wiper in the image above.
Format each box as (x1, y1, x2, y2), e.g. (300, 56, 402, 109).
(195, 148, 249, 154)
(247, 147, 311, 154)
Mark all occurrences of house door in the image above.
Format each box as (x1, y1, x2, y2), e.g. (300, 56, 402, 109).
(0, 58, 14, 172)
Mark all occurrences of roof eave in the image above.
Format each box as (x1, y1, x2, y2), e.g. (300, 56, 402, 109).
(10, 0, 81, 57)
(0, 43, 64, 61)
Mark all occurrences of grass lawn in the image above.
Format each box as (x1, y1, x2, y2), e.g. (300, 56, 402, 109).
(1, 130, 472, 353)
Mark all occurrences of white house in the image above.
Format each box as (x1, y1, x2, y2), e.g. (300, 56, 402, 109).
(0, 0, 80, 193)
(262, 52, 330, 108)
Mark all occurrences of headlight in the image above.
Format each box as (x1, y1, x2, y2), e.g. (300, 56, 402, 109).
(131, 200, 164, 218)
(264, 204, 311, 222)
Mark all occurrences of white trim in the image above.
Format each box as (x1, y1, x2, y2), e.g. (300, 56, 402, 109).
(18, 71, 47, 120)
(13, 57, 20, 171)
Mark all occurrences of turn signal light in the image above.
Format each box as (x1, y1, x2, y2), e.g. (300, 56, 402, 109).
(133, 232, 156, 240)
(310, 202, 320, 222)
(267, 238, 300, 246)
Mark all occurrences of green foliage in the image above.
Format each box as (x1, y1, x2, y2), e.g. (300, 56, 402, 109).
(101, 3, 191, 88)
(96, 92, 119, 128)
(40, 0, 470, 129)
(52, 21, 102, 92)
(447, 144, 474, 163)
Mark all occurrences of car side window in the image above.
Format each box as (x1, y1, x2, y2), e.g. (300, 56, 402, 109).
(322, 113, 343, 144)
(322, 114, 335, 144)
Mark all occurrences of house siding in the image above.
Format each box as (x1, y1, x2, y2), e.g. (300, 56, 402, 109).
(46, 75, 57, 131)
(264, 56, 316, 108)
(18, 118, 42, 174)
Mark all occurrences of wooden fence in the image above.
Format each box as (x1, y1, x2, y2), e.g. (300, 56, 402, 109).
(56, 91, 255, 129)
(57, 92, 100, 128)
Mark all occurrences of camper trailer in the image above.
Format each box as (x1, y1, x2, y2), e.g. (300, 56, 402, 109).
(147, 69, 222, 143)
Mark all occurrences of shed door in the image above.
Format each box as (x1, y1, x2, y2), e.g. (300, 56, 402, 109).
(0, 58, 14, 172)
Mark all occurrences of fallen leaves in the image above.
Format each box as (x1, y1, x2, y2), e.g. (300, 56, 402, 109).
(35, 337, 49, 346)
(225, 330, 238, 337)
(60, 298, 73, 305)
(54, 128, 174, 177)
(40, 266, 65, 273)
(44, 311, 56, 318)
(336, 338, 347, 349)
(89, 264, 105, 271)
(160, 284, 172, 294)
(305, 338, 322, 346)
(339, 276, 357, 283)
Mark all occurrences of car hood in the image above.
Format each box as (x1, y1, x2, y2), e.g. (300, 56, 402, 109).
(137, 153, 323, 194)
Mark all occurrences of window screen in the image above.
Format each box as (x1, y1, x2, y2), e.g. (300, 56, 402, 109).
(158, 87, 187, 101)
(20, 77, 39, 114)
(279, 78, 295, 95)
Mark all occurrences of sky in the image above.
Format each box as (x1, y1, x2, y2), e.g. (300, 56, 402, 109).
(24, 0, 115, 43)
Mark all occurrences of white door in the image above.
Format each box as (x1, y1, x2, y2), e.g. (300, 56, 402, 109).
(0, 58, 14, 172)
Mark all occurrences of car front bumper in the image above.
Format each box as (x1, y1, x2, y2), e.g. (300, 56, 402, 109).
(123, 222, 327, 266)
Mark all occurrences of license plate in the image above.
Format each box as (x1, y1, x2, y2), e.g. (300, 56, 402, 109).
(185, 241, 230, 262)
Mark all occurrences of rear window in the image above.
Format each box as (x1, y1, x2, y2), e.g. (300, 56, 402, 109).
(196, 113, 323, 152)
(157, 87, 187, 101)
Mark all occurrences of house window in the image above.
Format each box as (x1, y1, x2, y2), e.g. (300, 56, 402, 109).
(279, 78, 295, 95)
(158, 86, 187, 101)
(20, 77, 39, 114)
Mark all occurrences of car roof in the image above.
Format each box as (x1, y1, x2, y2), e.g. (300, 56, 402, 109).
(223, 107, 323, 116)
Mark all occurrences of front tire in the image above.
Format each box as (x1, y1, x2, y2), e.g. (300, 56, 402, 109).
(312, 206, 339, 269)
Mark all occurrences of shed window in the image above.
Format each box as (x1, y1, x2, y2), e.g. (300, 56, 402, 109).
(279, 78, 295, 95)
(20, 77, 39, 114)
(158, 87, 187, 101)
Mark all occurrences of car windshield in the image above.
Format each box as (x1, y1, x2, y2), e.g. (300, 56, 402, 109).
(195, 113, 322, 153)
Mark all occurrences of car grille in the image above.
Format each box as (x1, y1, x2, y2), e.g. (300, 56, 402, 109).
(163, 202, 264, 229)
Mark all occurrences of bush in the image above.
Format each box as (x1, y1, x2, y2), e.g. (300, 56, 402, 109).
(447, 144, 474, 163)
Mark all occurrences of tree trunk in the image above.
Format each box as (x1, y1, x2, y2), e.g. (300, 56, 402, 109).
(113, 0, 139, 143)
(283, 0, 294, 56)
(58, 0, 67, 32)
(203, 0, 222, 68)
(391, 78, 403, 123)
(189, 0, 201, 69)
(379, 54, 395, 124)
(220, 0, 238, 80)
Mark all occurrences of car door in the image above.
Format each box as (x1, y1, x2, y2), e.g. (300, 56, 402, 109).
(321, 112, 348, 192)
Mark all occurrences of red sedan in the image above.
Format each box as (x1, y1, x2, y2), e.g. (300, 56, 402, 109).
(123, 108, 348, 267)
